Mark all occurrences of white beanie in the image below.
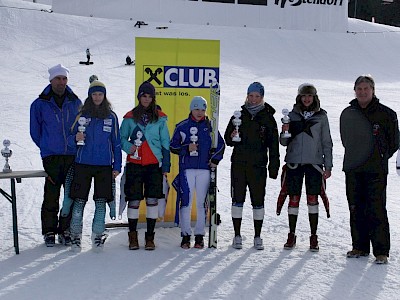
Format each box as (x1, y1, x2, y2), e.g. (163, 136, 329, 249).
(190, 96, 207, 111)
(48, 64, 69, 81)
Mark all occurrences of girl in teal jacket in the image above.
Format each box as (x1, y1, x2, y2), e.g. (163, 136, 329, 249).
(120, 81, 170, 251)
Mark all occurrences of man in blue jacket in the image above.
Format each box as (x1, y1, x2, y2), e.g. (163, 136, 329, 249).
(30, 64, 82, 247)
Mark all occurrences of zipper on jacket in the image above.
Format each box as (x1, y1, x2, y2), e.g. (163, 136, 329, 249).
(373, 123, 384, 158)
(50, 100, 68, 154)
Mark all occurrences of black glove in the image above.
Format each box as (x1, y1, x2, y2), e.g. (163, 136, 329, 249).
(269, 169, 278, 180)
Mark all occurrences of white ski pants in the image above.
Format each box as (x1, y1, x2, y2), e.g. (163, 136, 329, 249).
(180, 169, 210, 236)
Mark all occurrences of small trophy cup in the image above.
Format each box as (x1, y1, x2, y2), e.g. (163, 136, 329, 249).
(77, 117, 87, 146)
(131, 131, 143, 160)
(232, 111, 242, 142)
(281, 109, 291, 138)
(189, 127, 199, 156)
(1, 139, 12, 173)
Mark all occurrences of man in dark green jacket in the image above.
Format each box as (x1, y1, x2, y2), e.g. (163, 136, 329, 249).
(340, 75, 399, 264)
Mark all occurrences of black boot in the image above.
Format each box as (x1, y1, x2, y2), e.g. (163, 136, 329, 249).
(181, 235, 190, 249)
(194, 235, 204, 249)
(285, 213, 298, 250)
(145, 232, 155, 250)
(310, 234, 319, 252)
(284, 232, 297, 249)
(309, 213, 319, 251)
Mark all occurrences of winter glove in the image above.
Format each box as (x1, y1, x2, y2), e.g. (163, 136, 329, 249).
(108, 200, 116, 220)
(268, 162, 279, 180)
(269, 170, 278, 180)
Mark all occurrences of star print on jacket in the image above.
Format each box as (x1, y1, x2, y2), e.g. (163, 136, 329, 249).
(303, 119, 318, 137)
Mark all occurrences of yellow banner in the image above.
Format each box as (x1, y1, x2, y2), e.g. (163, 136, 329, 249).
(135, 37, 220, 224)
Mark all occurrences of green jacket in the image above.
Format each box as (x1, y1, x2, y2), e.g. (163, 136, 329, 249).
(340, 97, 399, 173)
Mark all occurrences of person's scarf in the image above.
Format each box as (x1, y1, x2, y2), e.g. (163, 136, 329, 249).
(140, 113, 149, 126)
(302, 111, 315, 120)
(245, 102, 264, 117)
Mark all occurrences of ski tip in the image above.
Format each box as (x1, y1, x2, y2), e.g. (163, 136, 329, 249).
(210, 81, 220, 91)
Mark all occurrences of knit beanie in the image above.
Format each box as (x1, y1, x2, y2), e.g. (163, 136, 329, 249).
(247, 82, 264, 96)
(88, 80, 106, 96)
(137, 81, 155, 99)
(89, 74, 98, 84)
(48, 64, 69, 81)
(298, 83, 317, 96)
(190, 96, 207, 111)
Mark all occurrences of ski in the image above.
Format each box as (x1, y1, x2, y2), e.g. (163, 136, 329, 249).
(396, 148, 400, 176)
(208, 81, 220, 248)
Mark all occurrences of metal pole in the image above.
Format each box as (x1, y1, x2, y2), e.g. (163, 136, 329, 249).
(11, 178, 19, 254)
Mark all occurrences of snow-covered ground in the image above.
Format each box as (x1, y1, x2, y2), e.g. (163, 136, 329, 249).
(1, 0, 400, 299)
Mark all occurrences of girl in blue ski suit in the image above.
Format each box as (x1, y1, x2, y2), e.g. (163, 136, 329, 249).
(170, 96, 225, 249)
(67, 80, 122, 251)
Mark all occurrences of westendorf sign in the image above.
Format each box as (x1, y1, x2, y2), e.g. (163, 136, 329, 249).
(53, 0, 348, 32)
(275, 0, 345, 8)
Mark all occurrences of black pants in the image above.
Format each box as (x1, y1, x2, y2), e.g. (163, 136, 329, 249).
(41, 155, 75, 235)
(286, 164, 322, 195)
(70, 163, 113, 201)
(345, 171, 390, 257)
(230, 163, 267, 208)
(124, 163, 163, 201)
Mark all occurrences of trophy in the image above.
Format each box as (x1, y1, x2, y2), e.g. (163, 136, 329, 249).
(189, 127, 199, 156)
(131, 131, 143, 160)
(1, 139, 12, 173)
(77, 117, 87, 146)
(281, 109, 291, 138)
(232, 111, 242, 142)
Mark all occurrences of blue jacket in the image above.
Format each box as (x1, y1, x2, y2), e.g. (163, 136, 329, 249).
(68, 111, 122, 172)
(171, 115, 225, 218)
(30, 84, 82, 158)
(120, 110, 171, 173)
(170, 115, 225, 170)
